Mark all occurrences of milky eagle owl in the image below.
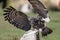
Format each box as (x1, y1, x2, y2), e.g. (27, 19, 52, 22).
(3, 0, 53, 37)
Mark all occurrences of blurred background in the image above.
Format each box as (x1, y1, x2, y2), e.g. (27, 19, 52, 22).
(0, 0, 60, 40)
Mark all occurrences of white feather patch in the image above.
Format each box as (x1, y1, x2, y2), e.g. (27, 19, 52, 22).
(42, 16, 50, 23)
(39, 28, 42, 32)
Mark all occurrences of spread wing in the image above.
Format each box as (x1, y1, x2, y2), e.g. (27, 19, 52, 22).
(28, 0, 48, 18)
(3, 6, 31, 31)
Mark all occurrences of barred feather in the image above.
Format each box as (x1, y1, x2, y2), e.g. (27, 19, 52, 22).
(3, 6, 31, 31)
(28, 0, 48, 18)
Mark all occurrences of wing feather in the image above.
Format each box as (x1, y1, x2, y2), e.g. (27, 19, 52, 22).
(3, 6, 31, 31)
(28, 0, 48, 18)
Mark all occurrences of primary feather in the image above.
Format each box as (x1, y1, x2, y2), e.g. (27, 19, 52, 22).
(3, 6, 31, 31)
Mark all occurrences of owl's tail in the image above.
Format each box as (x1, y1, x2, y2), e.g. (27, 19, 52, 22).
(42, 27, 53, 37)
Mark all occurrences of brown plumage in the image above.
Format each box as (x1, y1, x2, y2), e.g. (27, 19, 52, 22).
(28, 0, 48, 18)
(3, 0, 53, 37)
(3, 6, 31, 31)
(42, 27, 53, 37)
(28, 0, 53, 36)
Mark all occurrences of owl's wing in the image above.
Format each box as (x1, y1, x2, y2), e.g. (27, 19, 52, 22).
(3, 6, 31, 31)
(28, 0, 48, 18)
